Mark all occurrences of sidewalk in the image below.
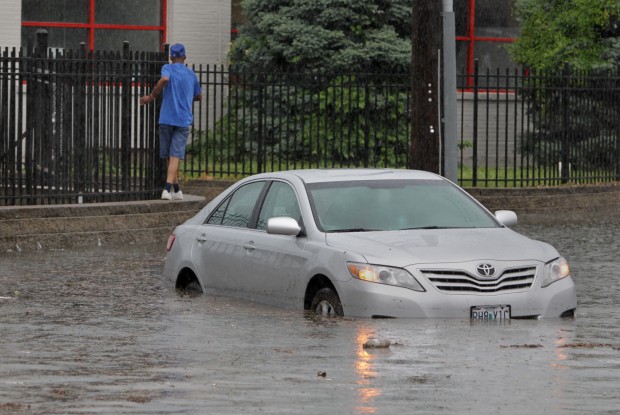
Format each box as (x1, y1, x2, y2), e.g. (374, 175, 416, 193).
(2, 180, 618, 252)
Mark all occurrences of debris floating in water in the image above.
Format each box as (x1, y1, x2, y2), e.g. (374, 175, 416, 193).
(500, 344, 543, 349)
(363, 338, 391, 349)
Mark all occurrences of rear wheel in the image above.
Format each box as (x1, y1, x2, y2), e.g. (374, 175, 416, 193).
(310, 288, 343, 317)
(185, 280, 203, 293)
(175, 269, 203, 294)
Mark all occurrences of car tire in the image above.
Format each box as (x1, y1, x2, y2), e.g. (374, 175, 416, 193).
(311, 288, 344, 317)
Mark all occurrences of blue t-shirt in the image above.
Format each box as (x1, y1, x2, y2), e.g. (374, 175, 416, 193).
(159, 63, 201, 127)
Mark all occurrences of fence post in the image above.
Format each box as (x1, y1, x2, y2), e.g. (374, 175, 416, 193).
(0, 47, 7, 200)
(363, 76, 370, 168)
(560, 64, 571, 184)
(155, 44, 169, 188)
(616, 66, 620, 181)
(121, 41, 131, 191)
(257, 73, 265, 173)
(74, 43, 87, 197)
(33, 29, 50, 203)
(472, 59, 479, 187)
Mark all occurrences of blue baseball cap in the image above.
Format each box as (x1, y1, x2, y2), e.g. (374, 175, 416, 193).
(170, 43, 186, 58)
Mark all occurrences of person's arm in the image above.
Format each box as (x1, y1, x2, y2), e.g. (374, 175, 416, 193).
(192, 75, 202, 102)
(139, 76, 169, 105)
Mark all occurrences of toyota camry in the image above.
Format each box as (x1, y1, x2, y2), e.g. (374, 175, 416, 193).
(164, 169, 577, 319)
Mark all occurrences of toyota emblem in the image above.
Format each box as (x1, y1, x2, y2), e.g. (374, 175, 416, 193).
(476, 263, 496, 277)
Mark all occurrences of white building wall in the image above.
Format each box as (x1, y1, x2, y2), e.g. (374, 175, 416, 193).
(167, 0, 231, 66)
(167, 0, 232, 135)
(0, 0, 22, 48)
(0, 0, 231, 60)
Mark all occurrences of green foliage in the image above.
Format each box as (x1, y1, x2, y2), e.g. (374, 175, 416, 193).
(510, 0, 620, 70)
(187, 73, 411, 170)
(215, 1, 414, 171)
(229, 0, 412, 72)
(510, 1, 620, 175)
(518, 67, 620, 172)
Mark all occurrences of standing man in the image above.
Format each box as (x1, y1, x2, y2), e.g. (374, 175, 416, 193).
(140, 43, 202, 200)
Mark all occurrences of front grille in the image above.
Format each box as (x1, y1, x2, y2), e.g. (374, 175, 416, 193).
(422, 266, 537, 294)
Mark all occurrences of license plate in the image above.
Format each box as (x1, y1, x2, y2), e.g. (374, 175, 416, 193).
(470, 305, 511, 321)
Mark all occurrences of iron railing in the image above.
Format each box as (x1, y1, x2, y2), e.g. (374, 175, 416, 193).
(186, 63, 620, 187)
(2, 45, 620, 206)
(459, 62, 620, 187)
(0, 38, 166, 206)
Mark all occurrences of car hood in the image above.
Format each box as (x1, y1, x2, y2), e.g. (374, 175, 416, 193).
(324, 228, 557, 266)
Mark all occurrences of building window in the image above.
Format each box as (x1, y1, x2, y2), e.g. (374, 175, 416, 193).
(231, 0, 245, 41)
(21, 0, 167, 51)
(456, 0, 519, 85)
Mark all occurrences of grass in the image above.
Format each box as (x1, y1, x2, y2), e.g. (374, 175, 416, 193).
(178, 156, 618, 188)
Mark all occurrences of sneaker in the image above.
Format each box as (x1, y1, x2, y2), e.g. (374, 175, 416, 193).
(161, 189, 172, 200)
(172, 190, 184, 200)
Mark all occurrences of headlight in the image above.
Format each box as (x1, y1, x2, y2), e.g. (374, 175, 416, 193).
(541, 257, 570, 288)
(347, 262, 425, 292)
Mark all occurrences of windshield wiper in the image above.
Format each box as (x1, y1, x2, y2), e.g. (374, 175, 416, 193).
(329, 228, 378, 233)
(399, 226, 453, 230)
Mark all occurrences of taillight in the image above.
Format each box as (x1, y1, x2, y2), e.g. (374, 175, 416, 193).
(166, 234, 176, 252)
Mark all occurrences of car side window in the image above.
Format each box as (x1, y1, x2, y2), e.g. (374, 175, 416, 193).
(256, 182, 302, 231)
(206, 181, 265, 228)
(206, 198, 230, 225)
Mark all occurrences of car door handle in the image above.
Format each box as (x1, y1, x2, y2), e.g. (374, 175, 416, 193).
(243, 242, 255, 251)
(196, 234, 207, 243)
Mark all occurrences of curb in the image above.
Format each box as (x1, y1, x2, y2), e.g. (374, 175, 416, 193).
(467, 183, 620, 213)
(0, 195, 207, 252)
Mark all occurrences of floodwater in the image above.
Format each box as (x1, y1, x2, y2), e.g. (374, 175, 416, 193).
(1, 212, 619, 414)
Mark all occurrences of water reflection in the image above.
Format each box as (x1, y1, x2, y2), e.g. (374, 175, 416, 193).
(354, 325, 381, 414)
(552, 331, 570, 369)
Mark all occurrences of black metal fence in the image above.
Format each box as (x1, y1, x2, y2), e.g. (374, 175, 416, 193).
(2, 43, 620, 206)
(0, 35, 166, 206)
(187, 70, 412, 177)
(459, 63, 620, 187)
(186, 63, 620, 187)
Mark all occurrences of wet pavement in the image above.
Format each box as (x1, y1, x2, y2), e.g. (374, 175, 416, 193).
(1, 212, 619, 414)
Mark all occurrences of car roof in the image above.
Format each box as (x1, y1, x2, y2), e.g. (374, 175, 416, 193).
(260, 169, 445, 184)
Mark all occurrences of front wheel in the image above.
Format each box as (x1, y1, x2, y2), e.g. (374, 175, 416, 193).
(310, 288, 344, 317)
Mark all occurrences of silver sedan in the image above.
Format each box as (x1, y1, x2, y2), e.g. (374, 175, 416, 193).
(164, 169, 577, 319)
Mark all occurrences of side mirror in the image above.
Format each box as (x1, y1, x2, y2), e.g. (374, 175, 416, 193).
(267, 216, 302, 236)
(495, 210, 518, 227)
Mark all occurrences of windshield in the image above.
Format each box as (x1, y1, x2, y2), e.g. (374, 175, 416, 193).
(306, 179, 499, 232)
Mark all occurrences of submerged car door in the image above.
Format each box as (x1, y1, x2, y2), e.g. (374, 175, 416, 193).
(240, 181, 308, 308)
(191, 181, 266, 294)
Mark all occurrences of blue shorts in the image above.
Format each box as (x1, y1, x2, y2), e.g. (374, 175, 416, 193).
(159, 124, 190, 159)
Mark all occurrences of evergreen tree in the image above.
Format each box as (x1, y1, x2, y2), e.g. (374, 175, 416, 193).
(229, 0, 412, 72)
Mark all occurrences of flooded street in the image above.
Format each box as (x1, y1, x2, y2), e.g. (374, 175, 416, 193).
(1, 212, 619, 414)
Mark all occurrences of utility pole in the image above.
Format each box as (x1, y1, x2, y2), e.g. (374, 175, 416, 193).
(410, 0, 442, 173)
